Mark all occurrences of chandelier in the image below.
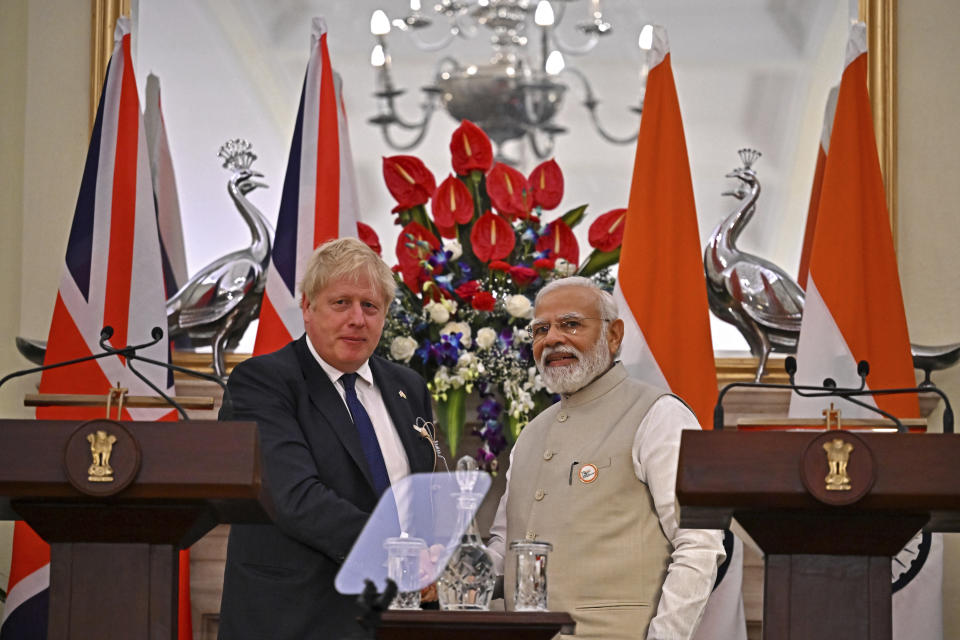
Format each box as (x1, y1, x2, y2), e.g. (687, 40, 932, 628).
(367, 0, 652, 163)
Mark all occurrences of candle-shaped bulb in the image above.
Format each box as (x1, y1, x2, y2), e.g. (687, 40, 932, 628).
(535, 1, 555, 27)
(638, 24, 653, 50)
(545, 50, 565, 75)
(371, 44, 386, 67)
(370, 10, 391, 36)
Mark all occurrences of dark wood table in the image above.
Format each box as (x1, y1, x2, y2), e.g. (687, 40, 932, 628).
(375, 610, 575, 639)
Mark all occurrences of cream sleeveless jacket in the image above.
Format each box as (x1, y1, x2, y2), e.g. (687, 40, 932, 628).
(505, 363, 673, 639)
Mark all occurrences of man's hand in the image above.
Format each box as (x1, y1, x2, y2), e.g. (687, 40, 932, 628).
(417, 543, 447, 603)
(419, 582, 438, 603)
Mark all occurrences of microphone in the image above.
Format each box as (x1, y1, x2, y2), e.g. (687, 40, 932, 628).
(713, 358, 954, 434)
(2, 325, 233, 421)
(0, 325, 166, 391)
(103, 327, 234, 420)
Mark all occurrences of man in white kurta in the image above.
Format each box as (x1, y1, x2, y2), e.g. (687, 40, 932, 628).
(488, 277, 724, 639)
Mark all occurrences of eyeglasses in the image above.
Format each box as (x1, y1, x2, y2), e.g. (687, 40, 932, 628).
(526, 317, 607, 341)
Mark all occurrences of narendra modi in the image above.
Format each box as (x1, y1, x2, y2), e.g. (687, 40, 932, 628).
(487, 276, 725, 640)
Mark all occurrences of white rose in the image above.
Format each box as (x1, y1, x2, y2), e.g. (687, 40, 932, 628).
(425, 301, 450, 324)
(389, 336, 418, 362)
(554, 258, 578, 277)
(440, 321, 472, 347)
(476, 327, 497, 350)
(442, 237, 463, 261)
(505, 294, 533, 319)
(457, 352, 476, 368)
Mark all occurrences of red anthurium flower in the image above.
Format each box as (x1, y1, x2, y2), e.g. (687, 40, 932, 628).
(536, 219, 579, 265)
(454, 280, 482, 302)
(588, 208, 628, 252)
(509, 265, 539, 288)
(489, 260, 512, 273)
(471, 291, 496, 311)
(533, 257, 556, 271)
(383, 155, 437, 212)
(528, 159, 564, 210)
(450, 120, 494, 175)
(470, 211, 516, 262)
(487, 163, 532, 219)
(356, 222, 382, 256)
(395, 221, 441, 291)
(431, 174, 474, 238)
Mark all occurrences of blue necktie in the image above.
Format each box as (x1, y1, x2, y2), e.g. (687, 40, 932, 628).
(340, 373, 391, 496)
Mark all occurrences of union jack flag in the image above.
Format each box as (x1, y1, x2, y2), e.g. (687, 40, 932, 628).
(1, 17, 190, 639)
(253, 17, 361, 356)
(144, 72, 188, 301)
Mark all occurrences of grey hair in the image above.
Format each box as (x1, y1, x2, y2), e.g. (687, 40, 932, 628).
(534, 276, 618, 321)
(299, 237, 396, 307)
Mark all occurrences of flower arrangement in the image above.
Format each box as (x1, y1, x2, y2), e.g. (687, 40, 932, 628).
(370, 120, 625, 469)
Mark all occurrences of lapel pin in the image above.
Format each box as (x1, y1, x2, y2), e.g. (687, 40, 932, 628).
(398, 390, 407, 399)
(578, 463, 599, 484)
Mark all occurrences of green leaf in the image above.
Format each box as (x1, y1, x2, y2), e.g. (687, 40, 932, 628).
(506, 413, 522, 444)
(578, 247, 621, 277)
(410, 204, 439, 237)
(437, 386, 467, 456)
(560, 204, 588, 229)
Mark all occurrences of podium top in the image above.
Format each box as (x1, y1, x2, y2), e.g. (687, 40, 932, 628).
(677, 430, 960, 532)
(0, 418, 262, 505)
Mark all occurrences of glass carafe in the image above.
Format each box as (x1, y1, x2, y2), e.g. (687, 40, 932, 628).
(436, 456, 496, 610)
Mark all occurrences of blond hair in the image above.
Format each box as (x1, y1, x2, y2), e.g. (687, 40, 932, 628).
(299, 237, 396, 306)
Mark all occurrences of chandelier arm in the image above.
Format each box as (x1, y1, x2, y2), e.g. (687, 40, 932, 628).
(404, 26, 461, 51)
(552, 1, 567, 24)
(432, 55, 463, 76)
(550, 27, 600, 57)
(452, 10, 479, 40)
(526, 128, 556, 160)
(379, 106, 436, 151)
(584, 105, 639, 145)
(565, 67, 639, 145)
(382, 92, 437, 131)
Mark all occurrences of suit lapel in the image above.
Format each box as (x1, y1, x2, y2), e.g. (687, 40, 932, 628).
(371, 357, 435, 474)
(293, 337, 377, 492)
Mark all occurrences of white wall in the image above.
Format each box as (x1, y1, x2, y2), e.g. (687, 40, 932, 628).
(898, 0, 960, 632)
(0, 0, 92, 607)
(1, 0, 958, 634)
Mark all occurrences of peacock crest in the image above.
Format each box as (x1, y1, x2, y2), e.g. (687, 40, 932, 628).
(218, 139, 258, 173)
(738, 148, 761, 170)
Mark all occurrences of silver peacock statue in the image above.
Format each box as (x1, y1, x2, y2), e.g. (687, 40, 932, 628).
(165, 139, 272, 379)
(705, 149, 805, 381)
(15, 139, 272, 379)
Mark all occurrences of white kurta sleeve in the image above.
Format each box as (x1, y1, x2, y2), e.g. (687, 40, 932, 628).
(486, 444, 515, 575)
(633, 396, 725, 640)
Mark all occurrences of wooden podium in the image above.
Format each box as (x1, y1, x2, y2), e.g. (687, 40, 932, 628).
(0, 418, 267, 640)
(676, 430, 960, 640)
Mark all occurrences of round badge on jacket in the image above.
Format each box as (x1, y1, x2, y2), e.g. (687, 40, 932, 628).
(578, 463, 598, 484)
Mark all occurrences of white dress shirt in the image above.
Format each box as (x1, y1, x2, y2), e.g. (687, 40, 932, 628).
(305, 337, 410, 487)
(488, 394, 723, 640)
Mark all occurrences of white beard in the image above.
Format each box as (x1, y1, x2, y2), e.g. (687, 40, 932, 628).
(537, 333, 612, 395)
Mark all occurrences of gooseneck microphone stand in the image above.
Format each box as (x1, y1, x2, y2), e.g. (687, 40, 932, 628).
(714, 356, 954, 434)
(1, 326, 232, 420)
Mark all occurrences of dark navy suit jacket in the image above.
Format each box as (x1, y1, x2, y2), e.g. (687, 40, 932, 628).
(217, 336, 435, 640)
